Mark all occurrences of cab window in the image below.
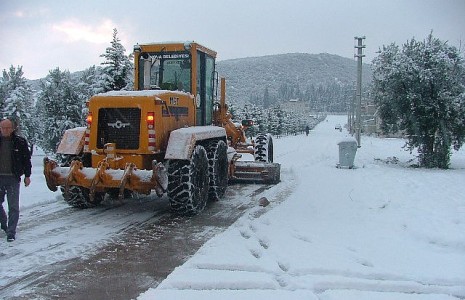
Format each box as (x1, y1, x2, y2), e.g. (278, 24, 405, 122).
(138, 52, 191, 92)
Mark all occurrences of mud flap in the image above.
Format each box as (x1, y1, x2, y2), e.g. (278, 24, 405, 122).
(230, 161, 281, 184)
(152, 160, 168, 197)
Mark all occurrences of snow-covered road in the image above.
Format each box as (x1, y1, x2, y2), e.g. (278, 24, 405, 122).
(139, 115, 465, 300)
(1, 115, 464, 300)
(0, 186, 169, 295)
(0, 145, 294, 299)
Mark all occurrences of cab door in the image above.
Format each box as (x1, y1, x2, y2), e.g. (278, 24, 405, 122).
(196, 51, 215, 126)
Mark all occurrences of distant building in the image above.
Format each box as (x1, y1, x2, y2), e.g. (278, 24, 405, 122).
(279, 98, 309, 114)
(361, 103, 378, 135)
(360, 103, 404, 137)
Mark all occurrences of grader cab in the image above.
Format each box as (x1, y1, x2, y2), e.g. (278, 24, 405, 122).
(44, 41, 280, 215)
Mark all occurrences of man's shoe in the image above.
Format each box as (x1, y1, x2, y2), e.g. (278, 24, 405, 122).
(1, 225, 6, 233)
(7, 235, 15, 242)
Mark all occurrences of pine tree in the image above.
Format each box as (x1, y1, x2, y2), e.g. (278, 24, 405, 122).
(35, 68, 84, 154)
(372, 33, 465, 168)
(0, 65, 35, 141)
(76, 65, 106, 119)
(267, 106, 283, 136)
(100, 28, 133, 91)
(263, 86, 271, 108)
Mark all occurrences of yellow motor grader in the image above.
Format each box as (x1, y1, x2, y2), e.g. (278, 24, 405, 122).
(44, 41, 280, 215)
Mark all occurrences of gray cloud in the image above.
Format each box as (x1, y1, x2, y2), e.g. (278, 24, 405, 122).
(1, 0, 464, 79)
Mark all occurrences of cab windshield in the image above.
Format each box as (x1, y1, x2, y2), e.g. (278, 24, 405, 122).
(138, 52, 191, 92)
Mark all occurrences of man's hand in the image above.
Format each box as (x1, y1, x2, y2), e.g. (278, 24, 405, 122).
(24, 177, 31, 187)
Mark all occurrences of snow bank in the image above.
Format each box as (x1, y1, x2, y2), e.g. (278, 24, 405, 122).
(138, 115, 465, 300)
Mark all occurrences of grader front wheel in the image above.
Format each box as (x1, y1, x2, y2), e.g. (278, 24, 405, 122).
(206, 140, 228, 202)
(254, 133, 274, 163)
(167, 145, 210, 215)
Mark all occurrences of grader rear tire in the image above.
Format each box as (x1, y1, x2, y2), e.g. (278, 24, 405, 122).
(167, 145, 209, 215)
(206, 140, 228, 201)
(254, 133, 274, 163)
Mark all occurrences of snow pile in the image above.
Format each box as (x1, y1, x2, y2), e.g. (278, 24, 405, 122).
(138, 115, 465, 300)
(20, 151, 61, 209)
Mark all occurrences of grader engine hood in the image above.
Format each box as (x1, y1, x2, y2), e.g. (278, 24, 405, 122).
(43, 89, 196, 201)
(86, 90, 194, 157)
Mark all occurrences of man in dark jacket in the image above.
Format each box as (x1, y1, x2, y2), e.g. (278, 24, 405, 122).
(0, 118, 32, 242)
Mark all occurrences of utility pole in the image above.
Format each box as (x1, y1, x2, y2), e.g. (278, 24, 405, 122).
(354, 36, 365, 147)
(348, 85, 355, 135)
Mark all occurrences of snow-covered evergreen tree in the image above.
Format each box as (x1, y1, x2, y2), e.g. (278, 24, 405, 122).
(372, 33, 465, 168)
(76, 65, 106, 119)
(268, 106, 283, 137)
(0, 65, 35, 141)
(263, 86, 271, 108)
(245, 103, 264, 137)
(230, 102, 314, 137)
(35, 68, 84, 154)
(100, 28, 133, 92)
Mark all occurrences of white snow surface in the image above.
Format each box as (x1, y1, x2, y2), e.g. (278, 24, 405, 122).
(138, 115, 465, 300)
(1, 115, 464, 299)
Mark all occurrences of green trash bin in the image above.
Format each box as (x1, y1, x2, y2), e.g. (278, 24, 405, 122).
(337, 138, 358, 168)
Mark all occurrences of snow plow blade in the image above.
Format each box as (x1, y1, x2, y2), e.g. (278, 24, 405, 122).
(230, 161, 280, 184)
(43, 157, 168, 199)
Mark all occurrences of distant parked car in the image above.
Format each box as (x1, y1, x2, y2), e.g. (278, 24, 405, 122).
(335, 124, 342, 131)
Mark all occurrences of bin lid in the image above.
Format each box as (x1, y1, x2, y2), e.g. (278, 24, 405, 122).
(337, 137, 358, 146)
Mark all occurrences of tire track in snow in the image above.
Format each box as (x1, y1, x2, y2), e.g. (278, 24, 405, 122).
(1, 182, 279, 299)
(0, 194, 169, 297)
(184, 264, 465, 298)
(170, 162, 465, 299)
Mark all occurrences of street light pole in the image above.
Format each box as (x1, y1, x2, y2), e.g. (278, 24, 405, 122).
(349, 86, 355, 135)
(354, 36, 365, 147)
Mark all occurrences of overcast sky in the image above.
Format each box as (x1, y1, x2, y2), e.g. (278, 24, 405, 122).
(1, 0, 464, 80)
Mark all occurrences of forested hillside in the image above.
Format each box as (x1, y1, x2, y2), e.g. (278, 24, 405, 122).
(217, 53, 372, 111)
(26, 52, 371, 112)
(2, 42, 373, 153)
